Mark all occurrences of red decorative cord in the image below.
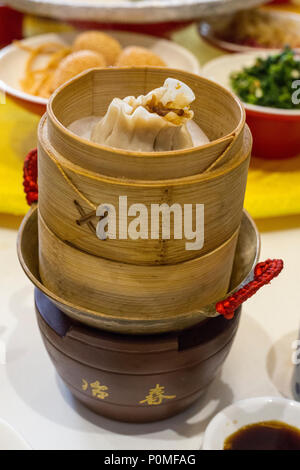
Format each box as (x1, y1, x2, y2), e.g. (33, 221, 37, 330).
(23, 148, 38, 206)
(216, 259, 284, 320)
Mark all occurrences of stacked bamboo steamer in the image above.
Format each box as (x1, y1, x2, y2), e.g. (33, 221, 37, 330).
(37, 67, 251, 330)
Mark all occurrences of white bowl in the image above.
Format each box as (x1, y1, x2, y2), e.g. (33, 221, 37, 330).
(0, 30, 200, 114)
(202, 396, 300, 450)
(202, 50, 300, 159)
(0, 419, 31, 450)
(201, 50, 300, 117)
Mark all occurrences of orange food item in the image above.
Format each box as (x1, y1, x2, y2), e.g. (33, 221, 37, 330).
(116, 46, 166, 67)
(51, 49, 106, 90)
(73, 31, 122, 66)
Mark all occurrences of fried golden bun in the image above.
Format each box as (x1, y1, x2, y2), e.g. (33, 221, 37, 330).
(116, 46, 166, 67)
(73, 31, 122, 66)
(51, 50, 106, 90)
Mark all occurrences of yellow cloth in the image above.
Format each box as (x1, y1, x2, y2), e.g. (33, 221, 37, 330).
(1, 19, 300, 218)
(0, 98, 39, 215)
(245, 155, 300, 219)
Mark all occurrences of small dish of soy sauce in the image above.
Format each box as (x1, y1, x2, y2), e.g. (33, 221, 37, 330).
(203, 397, 300, 450)
(224, 420, 300, 450)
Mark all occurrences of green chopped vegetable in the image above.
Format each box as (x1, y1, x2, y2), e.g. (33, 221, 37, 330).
(230, 47, 300, 109)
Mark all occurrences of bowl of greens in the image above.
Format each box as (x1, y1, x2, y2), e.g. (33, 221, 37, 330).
(202, 48, 300, 159)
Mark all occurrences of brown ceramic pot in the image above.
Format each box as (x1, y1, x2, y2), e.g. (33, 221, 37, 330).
(35, 288, 241, 423)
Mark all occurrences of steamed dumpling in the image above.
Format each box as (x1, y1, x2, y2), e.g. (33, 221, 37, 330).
(91, 78, 196, 152)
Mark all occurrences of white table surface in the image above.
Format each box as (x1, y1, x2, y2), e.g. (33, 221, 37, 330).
(0, 213, 299, 450)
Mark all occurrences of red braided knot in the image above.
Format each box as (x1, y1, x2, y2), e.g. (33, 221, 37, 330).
(216, 259, 284, 320)
(23, 148, 38, 206)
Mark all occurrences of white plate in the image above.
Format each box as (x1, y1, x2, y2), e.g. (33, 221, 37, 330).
(6, 0, 267, 24)
(202, 50, 300, 116)
(0, 30, 200, 108)
(203, 396, 300, 450)
(0, 419, 31, 450)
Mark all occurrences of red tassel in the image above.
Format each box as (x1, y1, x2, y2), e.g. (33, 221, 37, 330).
(216, 259, 284, 320)
(23, 148, 38, 206)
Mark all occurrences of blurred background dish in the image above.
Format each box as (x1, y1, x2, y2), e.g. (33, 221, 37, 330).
(198, 7, 300, 53)
(6, 0, 269, 24)
(202, 50, 300, 159)
(0, 30, 200, 115)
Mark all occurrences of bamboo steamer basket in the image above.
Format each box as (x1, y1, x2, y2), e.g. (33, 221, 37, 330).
(38, 68, 251, 265)
(38, 208, 239, 318)
(45, 68, 246, 180)
(17, 205, 260, 334)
